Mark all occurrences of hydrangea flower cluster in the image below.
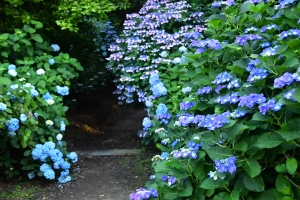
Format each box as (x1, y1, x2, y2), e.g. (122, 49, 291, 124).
(212, 72, 233, 84)
(259, 99, 282, 115)
(274, 72, 295, 88)
(238, 93, 266, 108)
(260, 45, 278, 57)
(43, 92, 54, 105)
(142, 117, 152, 130)
(171, 141, 201, 159)
(129, 188, 158, 200)
(284, 89, 296, 101)
(247, 68, 269, 83)
(5, 118, 20, 132)
(156, 103, 172, 124)
(180, 101, 196, 110)
(235, 34, 263, 45)
(215, 156, 237, 174)
(214, 92, 239, 104)
(149, 73, 167, 98)
(177, 113, 230, 130)
(0, 102, 7, 111)
(31, 141, 78, 183)
(51, 44, 60, 51)
(8, 64, 17, 77)
(197, 86, 213, 95)
(56, 86, 69, 96)
(161, 175, 177, 186)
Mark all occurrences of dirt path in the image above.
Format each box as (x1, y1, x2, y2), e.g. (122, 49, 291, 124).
(46, 88, 154, 200)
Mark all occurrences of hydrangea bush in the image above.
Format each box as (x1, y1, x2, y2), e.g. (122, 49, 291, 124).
(0, 20, 82, 182)
(107, 0, 300, 199)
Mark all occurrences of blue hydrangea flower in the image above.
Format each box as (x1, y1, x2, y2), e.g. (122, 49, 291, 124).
(43, 92, 54, 101)
(28, 171, 35, 179)
(51, 44, 60, 51)
(56, 86, 69, 96)
(8, 69, 17, 77)
(284, 89, 296, 101)
(180, 102, 196, 110)
(151, 82, 167, 97)
(67, 152, 78, 163)
(145, 101, 153, 108)
(8, 64, 16, 70)
(274, 72, 294, 88)
(48, 59, 55, 65)
(149, 73, 160, 86)
(30, 89, 39, 97)
(182, 86, 192, 94)
(142, 117, 152, 130)
(173, 57, 181, 64)
(179, 46, 187, 52)
(5, 118, 20, 132)
(20, 114, 27, 122)
(10, 84, 19, 90)
(0, 103, 7, 111)
(168, 176, 177, 186)
(159, 50, 169, 57)
(60, 121, 66, 132)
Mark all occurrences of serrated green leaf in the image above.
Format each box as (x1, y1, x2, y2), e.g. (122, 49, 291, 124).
(276, 174, 291, 195)
(223, 190, 240, 200)
(242, 158, 261, 178)
(286, 158, 298, 175)
(1, 52, 8, 58)
(259, 188, 285, 200)
(200, 178, 226, 189)
(254, 132, 284, 149)
(31, 34, 43, 43)
(243, 175, 264, 192)
(206, 147, 232, 160)
(277, 118, 300, 141)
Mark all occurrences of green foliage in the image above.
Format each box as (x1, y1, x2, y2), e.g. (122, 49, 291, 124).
(107, 0, 300, 199)
(0, 21, 82, 180)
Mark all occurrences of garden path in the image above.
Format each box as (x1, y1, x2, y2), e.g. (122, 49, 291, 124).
(44, 87, 155, 200)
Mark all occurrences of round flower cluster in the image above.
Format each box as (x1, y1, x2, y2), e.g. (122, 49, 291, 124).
(212, 72, 233, 84)
(238, 93, 266, 108)
(149, 73, 167, 98)
(42, 92, 54, 105)
(129, 188, 158, 200)
(274, 72, 295, 88)
(259, 98, 282, 115)
(214, 92, 239, 104)
(235, 34, 262, 45)
(51, 44, 60, 51)
(31, 141, 78, 183)
(197, 86, 213, 95)
(161, 175, 177, 186)
(215, 156, 237, 174)
(56, 86, 69, 96)
(171, 141, 201, 159)
(155, 103, 172, 124)
(0, 102, 7, 111)
(5, 118, 20, 132)
(180, 101, 196, 110)
(8, 64, 17, 77)
(142, 117, 152, 130)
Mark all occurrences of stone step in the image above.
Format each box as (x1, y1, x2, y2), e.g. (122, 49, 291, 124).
(76, 149, 141, 156)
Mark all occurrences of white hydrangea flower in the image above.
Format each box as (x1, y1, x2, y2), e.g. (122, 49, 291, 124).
(36, 69, 45, 75)
(46, 99, 54, 105)
(56, 133, 63, 141)
(45, 120, 53, 126)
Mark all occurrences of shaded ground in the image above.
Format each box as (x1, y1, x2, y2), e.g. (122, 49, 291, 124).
(0, 86, 157, 200)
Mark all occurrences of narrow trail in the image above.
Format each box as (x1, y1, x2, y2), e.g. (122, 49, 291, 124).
(45, 88, 155, 200)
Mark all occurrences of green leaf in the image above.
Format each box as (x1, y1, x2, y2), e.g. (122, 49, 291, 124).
(23, 150, 31, 157)
(200, 178, 226, 189)
(275, 164, 287, 173)
(276, 174, 291, 195)
(252, 113, 272, 121)
(242, 158, 261, 178)
(284, 8, 300, 19)
(193, 161, 206, 181)
(13, 43, 20, 51)
(243, 175, 264, 192)
(283, 57, 299, 68)
(293, 88, 300, 103)
(254, 132, 284, 149)
(223, 190, 240, 200)
(234, 141, 248, 152)
(0, 77, 12, 84)
(1, 52, 8, 58)
(259, 188, 285, 200)
(276, 45, 288, 54)
(206, 147, 232, 160)
(224, 124, 248, 143)
(239, 2, 251, 14)
(37, 80, 46, 88)
(31, 34, 43, 43)
(0, 33, 9, 40)
(213, 192, 226, 200)
(10, 140, 20, 149)
(277, 118, 300, 141)
(286, 158, 298, 175)
(208, 14, 227, 21)
(177, 180, 193, 197)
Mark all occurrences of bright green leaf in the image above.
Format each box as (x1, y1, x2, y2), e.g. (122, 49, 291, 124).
(286, 158, 298, 175)
(276, 174, 291, 195)
(242, 158, 261, 178)
(243, 175, 265, 192)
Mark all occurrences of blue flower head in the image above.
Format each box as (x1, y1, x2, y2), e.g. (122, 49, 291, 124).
(20, 114, 27, 122)
(56, 86, 69, 96)
(142, 117, 152, 130)
(149, 73, 160, 86)
(5, 118, 20, 132)
(48, 59, 55, 65)
(156, 104, 168, 115)
(0, 103, 7, 111)
(51, 44, 60, 51)
(67, 152, 78, 163)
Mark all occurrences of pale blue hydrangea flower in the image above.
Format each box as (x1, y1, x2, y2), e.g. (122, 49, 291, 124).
(20, 114, 27, 122)
(0, 103, 7, 111)
(51, 44, 60, 51)
(48, 59, 55, 65)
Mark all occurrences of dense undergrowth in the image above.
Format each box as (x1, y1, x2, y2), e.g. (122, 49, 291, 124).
(107, 0, 300, 199)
